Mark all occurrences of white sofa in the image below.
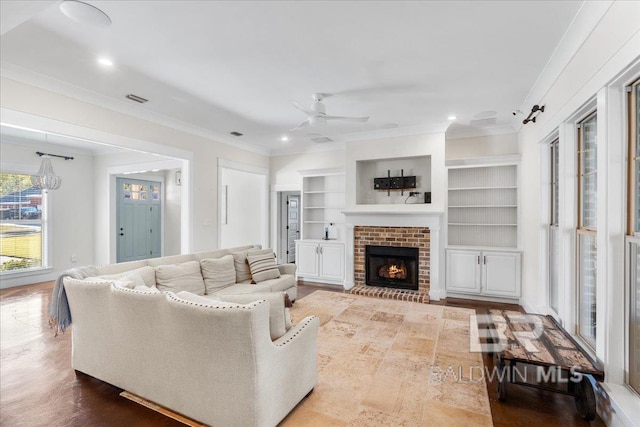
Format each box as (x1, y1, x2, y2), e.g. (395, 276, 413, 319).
(60, 245, 319, 426)
(95, 244, 298, 301)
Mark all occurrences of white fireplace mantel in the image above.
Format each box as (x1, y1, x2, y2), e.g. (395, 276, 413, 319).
(342, 210, 446, 301)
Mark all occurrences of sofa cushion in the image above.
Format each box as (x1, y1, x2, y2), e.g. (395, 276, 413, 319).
(216, 292, 292, 340)
(232, 250, 253, 283)
(254, 274, 295, 292)
(96, 266, 156, 288)
(174, 291, 238, 308)
(213, 283, 273, 295)
(200, 255, 236, 294)
(155, 261, 206, 295)
(247, 251, 280, 283)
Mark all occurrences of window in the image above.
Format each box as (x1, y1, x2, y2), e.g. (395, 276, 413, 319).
(577, 112, 597, 350)
(627, 78, 640, 394)
(0, 173, 46, 272)
(549, 138, 560, 313)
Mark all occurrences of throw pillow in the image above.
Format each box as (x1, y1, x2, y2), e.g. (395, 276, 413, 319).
(200, 255, 236, 294)
(232, 250, 253, 283)
(97, 266, 156, 287)
(217, 292, 291, 340)
(247, 251, 280, 283)
(155, 261, 206, 295)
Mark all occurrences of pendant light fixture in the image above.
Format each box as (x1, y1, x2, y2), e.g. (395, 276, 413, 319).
(31, 151, 74, 193)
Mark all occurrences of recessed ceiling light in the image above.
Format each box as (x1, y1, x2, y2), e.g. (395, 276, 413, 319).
(97, 57, 113, 67)
(59, 0, 111, 28)
(280, 136, 289, 142)
(447, 115, 457, 121)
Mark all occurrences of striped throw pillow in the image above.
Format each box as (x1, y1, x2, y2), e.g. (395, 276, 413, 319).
(247, 251, 280, 283)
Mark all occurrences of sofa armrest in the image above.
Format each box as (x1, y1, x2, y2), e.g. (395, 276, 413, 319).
(277, 263, 296, 276)
(272, 315, 318, 347)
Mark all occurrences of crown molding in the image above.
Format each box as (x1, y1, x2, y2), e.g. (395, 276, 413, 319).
(0, 64, 270, 156)
(445, 124, 517, 140)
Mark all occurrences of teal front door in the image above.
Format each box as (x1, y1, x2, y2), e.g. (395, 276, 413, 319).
(116, 178, 162, 262)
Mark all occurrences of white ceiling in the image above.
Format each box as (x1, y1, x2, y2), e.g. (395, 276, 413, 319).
(0, 1, 584, 154)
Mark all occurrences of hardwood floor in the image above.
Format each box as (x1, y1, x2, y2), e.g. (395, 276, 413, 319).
(0, 281, 603, 426)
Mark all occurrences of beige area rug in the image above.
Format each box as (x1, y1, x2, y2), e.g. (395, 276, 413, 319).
(281, 291, 493, 427)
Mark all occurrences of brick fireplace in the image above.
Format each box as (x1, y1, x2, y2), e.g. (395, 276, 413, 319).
(354, 226, 430, 292)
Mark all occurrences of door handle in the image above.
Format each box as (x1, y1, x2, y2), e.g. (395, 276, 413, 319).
(483, 256, 486, 265)
(319, 246, 323, 255)
(477, 256, 480, 264)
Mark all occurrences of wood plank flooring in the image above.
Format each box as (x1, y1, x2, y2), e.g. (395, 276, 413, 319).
(0, 280, 603, 426)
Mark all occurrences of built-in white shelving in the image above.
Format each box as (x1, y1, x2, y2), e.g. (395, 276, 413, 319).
(447, 164, 518, 248)
(301, 169, 345, 241)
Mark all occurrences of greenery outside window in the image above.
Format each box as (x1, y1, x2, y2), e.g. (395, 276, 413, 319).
(577, 112, 597, 350)
(0, 173, 46, 272)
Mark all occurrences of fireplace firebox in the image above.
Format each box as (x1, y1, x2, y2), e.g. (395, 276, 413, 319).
(365, 245, 419, 290)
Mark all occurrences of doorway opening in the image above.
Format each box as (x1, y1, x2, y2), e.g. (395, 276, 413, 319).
(278, 191, 301, 263)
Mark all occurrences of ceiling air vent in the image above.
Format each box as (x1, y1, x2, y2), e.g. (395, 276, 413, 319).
(125, 94, 148, 104)
(470, 117, 497, 127)
(230, 131, 243, 137)
(311, 136, 334, 143)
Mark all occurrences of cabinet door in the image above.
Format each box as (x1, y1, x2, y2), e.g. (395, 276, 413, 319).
(319, 243, 345, 281)
(446, 250, 482, 293)
(296, 242, 319, 278)
(482, 252, 521, 297)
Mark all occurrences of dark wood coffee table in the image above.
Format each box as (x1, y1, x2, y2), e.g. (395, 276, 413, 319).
(484, 310, 604, 420)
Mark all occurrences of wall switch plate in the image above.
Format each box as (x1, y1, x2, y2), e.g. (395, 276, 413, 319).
(70, 254, 77, 262)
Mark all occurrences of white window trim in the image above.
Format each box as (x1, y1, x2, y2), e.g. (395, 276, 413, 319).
(0, 161, 52, 279)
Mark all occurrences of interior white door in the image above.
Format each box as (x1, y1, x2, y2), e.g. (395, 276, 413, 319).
(286, 194, 300, 263)
(219, 165, 267, 249)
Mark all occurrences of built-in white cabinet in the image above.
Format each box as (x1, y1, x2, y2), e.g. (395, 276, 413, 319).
(295, 240, 345, 285)
(446, 249, 521, 298)
(445, 156, 522, 300)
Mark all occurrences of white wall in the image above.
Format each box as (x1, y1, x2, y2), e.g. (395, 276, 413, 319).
(270, 149, 345, 188)
(0, 77, 270, 256)
(0, 140, 94, 287)
(445, 133, 519, 160)
(164, 168, 182, 256)
(517, 1, 640, 424)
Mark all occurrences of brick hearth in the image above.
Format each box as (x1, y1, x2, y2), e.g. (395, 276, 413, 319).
(350, 226, 430, 303)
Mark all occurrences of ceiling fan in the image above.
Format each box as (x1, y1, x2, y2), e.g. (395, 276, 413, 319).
(290, 93, 369, 131)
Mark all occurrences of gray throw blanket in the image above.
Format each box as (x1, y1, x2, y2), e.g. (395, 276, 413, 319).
(49, 266, 99, 336)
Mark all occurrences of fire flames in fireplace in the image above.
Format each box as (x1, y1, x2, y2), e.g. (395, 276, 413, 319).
(378, 263, 407, 279)
(365, 245, 419, 290)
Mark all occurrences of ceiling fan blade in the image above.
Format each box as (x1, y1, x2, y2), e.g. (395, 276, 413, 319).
(289, 119, 310, 131)
(324, 115, 370, 122)
(292, 101, 313, 115)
